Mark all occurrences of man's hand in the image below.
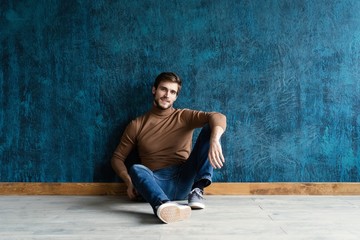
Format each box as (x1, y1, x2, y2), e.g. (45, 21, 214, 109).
(126, 183, 139, 200)
(208, 125, 225, 169)
(208, 139, 225, 169)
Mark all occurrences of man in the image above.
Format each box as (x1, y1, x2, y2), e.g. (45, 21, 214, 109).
(111, 72, 226, 224)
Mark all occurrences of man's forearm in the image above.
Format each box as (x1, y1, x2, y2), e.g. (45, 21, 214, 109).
(111, 157, 132, 186)
(210, 125, 225, 142)
(208, 125, 226, 169)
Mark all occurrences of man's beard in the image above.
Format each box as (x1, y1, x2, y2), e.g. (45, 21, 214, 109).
(154, 97, 172, 110)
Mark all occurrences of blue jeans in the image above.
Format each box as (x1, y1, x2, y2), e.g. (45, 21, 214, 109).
(128, 125, 213, 210)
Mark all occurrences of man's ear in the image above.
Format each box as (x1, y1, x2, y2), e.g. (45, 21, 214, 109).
(152, 86, 156, 95)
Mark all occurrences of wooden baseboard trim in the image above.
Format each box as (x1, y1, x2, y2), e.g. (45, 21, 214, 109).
(0, 183, 126, 196)
(207, 182, 360, 195)
(1, 182, 360, 195)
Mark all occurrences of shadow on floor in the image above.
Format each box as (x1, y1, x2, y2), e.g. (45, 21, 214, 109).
(69, 196, 160, 225)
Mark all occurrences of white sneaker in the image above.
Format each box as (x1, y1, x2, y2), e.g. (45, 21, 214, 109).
(156, 202, 191, 224)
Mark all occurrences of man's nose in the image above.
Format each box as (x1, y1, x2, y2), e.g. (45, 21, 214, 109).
(164, 91, 169, 97)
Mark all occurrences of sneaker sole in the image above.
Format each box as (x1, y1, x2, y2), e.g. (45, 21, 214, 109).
(157, 203, 191, 224)
(188, 202, 205, 210)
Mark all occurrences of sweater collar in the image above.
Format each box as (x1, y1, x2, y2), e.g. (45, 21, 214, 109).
(150, 105, 175, 117)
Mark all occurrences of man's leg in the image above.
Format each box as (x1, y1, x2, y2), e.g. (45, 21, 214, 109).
(129, 164, 191, 223)
(191, 124, 213, 188)
(129, 164, 169, 209)
(175, 124, 214, 207)
(188, 124, 214, 209)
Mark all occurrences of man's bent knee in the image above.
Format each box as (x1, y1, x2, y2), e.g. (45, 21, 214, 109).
(129, 164, 153, 178)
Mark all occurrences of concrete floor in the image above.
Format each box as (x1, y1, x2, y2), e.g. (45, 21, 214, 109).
(1, 195, 360, 240)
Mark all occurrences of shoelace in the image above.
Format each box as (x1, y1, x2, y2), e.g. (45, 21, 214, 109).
(192, 189, 205, 199)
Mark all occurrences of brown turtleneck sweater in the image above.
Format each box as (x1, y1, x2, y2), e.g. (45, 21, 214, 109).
(112, 106, 226, 172)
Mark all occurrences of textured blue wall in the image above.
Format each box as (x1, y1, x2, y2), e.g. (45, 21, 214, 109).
(1, 0, 359, 182)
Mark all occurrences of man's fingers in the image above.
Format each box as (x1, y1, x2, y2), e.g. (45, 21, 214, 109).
(219, 151, 225, 163)
(209, 151, 223, 169)
(208, 140, 225, 169)
(127, 185, 139, 200)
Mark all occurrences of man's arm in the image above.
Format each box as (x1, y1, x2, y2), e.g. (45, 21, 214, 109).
(111, 156, 138, 199)
(208, 125, 225, 169)
(111, 123, 139, 200)
(111, 157, 132, 186)
(207, 112, 226, 169)
(186, 109, 227, 169)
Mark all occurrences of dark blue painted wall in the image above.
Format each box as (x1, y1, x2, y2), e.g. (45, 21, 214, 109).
(1, 0, 359, 182)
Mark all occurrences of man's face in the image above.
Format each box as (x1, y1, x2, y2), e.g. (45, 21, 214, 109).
(152, 81, 179, 110)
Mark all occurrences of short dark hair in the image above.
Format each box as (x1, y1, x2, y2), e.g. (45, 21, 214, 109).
(153, 72, 182, 94)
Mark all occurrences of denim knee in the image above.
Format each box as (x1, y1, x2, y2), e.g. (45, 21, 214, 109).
(129, 164, 151, 178)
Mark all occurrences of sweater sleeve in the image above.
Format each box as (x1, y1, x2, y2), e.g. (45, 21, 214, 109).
(111, 120, 138, 174)
(208, 111, 227, 131)
(184, 109, 227, 131)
